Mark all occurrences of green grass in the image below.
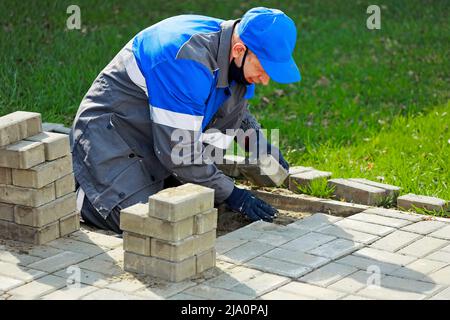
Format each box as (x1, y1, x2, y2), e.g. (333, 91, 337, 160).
(405, 205, 450, 219)
(1, 0, 449, 200)
(293, 178, 335, 199)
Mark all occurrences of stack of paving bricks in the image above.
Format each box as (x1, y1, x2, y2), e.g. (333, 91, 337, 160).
(0, 111, 78, 245)
(121, 183, 217, 282)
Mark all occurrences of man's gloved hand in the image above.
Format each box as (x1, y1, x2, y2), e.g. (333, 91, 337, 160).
(266, 142, 290, 171)
(225, 186, 278, 222)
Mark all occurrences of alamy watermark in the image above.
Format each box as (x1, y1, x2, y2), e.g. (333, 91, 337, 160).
(170, 128, 281, 175)
(366, 5, 381, 30)
(66, 5, 81, 30)
(66, 265, 81, 289)
(366, 265, 381, 288)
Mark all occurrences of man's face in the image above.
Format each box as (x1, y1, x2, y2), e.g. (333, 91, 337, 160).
(231, 43, 270, 86)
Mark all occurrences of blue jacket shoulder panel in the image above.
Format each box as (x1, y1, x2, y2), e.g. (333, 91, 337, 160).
(147, 58, 214, 116)
(132, 15, 225, 121)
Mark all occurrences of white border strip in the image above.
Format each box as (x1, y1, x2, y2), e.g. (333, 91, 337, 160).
(124, 41, 148, 96)
(150, 106, 203, 131)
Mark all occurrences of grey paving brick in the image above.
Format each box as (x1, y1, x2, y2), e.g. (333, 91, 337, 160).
(287, 213, 343, 231)
(148, 183, 214, 222)
(216, 238, 249, 255)
(398, 237, 448, 258)
(267, 225, 311, 240)
(260, 289, 315, 300)
(105, 279, 146, 292)
(0, 250, 42, 266)
(216, 260, 236, 270)
(254, 232, 296, 247)
(183, 284, 254, 300)
(40, 284, 99, 300)
(318, 200, 371, 217)
(68, 230, 123, 249)
(263, 248, 330, 269)
(47, 238, 111, 257)
(426, 265, 450, 285)
(397, 193, 447, 212)
(127, 289, 163, 300)
(379, 274, 442, 296)
(357, 286, 426, 300)
(401, 220, 448, 235)
(362, 208, 424, 222)
(8, 275, 66, 299)
(168, 292, 205, 300)
(217, 241, 275, 264)
(348, 178, 401, 198)
(348, 212, 412, 228)
(27, 251, 89, 273)
(299, 262, 358, 287)
(429, 225, 450, 240)
(78, 257, 123, 277)
(391, 259, 448, 281)
(231, 272, 290, 298)
(328, 270, 371, 293)
(53, 268, 111, 287)
(0, 275, 25, 291)
(81, 288, 145, 300)
(94, 247, 124, 264)
(272, 281, 347, 299)
(218, 228, 264, 242)
(353, 247, 417, 266)
(280, 232, 336, 252)
(0, 261, 47, 281)
(134, 280, 196, 299)
(203, 266, 262, 290)
(429, 287, 450, 300)
(289, 169, 332, 190)
(316, 224, 379, 244)
(328, 178, 386, 205)
(370, 230, 422, 252)
(240, 220, 285, 232)
(334, 218, 396, 237)
(336, 255, 403, 275)
(241, 219, 306, 236)
(308, 238, 364, 260)
(245, 256, 311, 278)
(0, 202, 13, 221)
(22, 246, 64, 259)
(424, 250, 450, 263)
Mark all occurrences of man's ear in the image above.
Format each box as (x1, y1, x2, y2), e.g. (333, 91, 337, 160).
(231, 42, 246, 59)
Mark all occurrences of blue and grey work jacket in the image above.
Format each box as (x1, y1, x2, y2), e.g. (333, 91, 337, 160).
(70, 15, 267, 219)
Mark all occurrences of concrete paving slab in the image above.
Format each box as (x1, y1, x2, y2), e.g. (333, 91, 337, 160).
(298, 262, 358, 287)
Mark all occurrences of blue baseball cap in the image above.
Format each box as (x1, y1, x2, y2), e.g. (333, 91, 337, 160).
(237, 7, 301, 84)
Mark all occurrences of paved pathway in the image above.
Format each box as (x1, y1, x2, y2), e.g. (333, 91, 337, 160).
(0, 208, 449, 300)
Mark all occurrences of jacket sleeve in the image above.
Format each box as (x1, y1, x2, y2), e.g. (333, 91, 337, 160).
(146, 58, 235, 202)
(238, 104, 269, 158)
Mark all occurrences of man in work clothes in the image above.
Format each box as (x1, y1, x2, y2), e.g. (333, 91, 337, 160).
(70, 7, 302, 233)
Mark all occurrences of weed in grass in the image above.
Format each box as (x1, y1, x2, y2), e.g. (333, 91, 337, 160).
(376, 195, 396, 208)
(294, 178, 335, 199)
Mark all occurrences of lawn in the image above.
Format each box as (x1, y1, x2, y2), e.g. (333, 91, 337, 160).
(1, 0, 449, 199)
